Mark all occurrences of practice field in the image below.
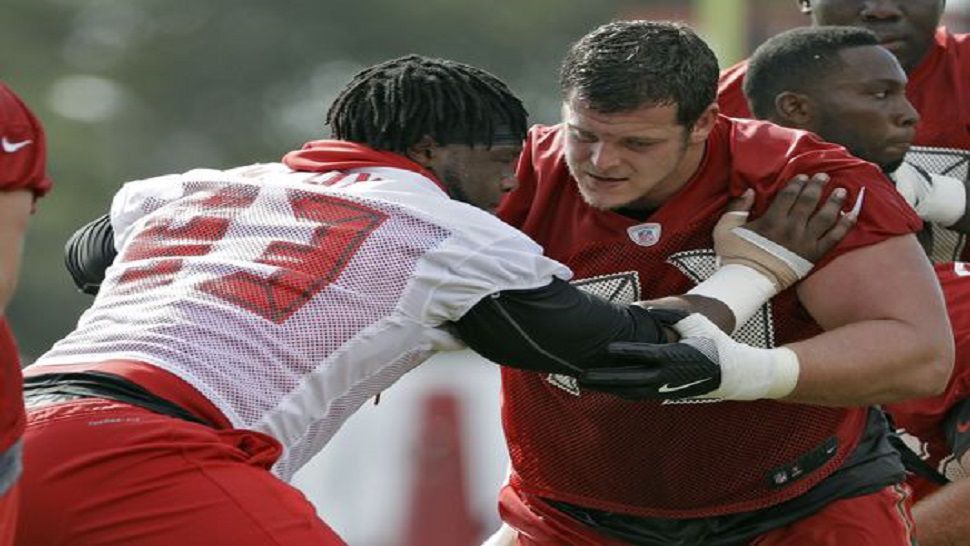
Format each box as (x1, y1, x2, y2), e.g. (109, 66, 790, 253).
(292, 350, 509, 545)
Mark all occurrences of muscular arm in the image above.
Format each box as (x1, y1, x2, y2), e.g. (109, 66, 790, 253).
(912, 451, 970, 546)
(0, 190, 33, 312)
(784, 234, 953, 405)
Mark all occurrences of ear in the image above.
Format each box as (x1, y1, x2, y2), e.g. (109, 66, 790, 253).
(687, 103, 719, 145)
(797, 0, 812, 15)
(406, 135, 441, 168)
(774, 91, 815, 128)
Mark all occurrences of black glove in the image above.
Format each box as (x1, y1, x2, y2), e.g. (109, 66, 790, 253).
(577, 335, 722, 400)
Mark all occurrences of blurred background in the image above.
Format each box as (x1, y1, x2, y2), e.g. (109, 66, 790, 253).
(4, 1, 969, 545)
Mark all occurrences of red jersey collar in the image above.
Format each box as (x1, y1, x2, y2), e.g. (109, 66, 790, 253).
(281, 140, 446, 192)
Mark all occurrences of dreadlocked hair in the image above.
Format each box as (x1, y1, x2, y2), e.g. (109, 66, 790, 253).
(326, 54, 528, 153)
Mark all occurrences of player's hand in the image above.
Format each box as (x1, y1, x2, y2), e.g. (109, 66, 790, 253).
(578, 339, 722, 399)
(579, 310, 721, 400)
(579, 313, 799, 401)
(738, 173, 859, 262)
(714, 174, 860, 291)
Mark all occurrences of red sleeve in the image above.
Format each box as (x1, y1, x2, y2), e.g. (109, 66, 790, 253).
(0, 83, 52, 199)
(933, 262, 970, 407)
(717, 61, 753, 119)
(727, 119, 922, 270)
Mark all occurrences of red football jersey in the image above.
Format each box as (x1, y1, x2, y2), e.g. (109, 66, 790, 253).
(884, 261, 970, 500)
(497, 116, 921, 518)
(718, 28, 970, 262)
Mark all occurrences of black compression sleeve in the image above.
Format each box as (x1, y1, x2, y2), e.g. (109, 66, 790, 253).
(64, 214, 117, 295)
(451, 277, 664, 375)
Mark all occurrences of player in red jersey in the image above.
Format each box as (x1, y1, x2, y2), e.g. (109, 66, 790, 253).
(739, 24, 970, 546)
(719, 0, 970, 262)
(493, 20, 952, 545)
(0, 84, 51, 544)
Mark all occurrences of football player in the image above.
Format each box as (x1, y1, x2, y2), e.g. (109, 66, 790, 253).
(719, 0, 970, 263)
(741, 25, 970, 546)
(494, 20, 950, 545)
(0, 83, 51, 546)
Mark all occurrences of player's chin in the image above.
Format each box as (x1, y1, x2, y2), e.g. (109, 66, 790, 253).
(578, 188, 626, 211)
(878, 149, 909, 173)
(577, 183, 632, 211)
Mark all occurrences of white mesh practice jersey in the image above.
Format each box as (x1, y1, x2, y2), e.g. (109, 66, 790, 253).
(34, 163, 570, 480)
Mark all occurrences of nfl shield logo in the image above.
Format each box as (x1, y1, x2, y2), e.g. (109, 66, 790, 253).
(627, 222, 662, 247)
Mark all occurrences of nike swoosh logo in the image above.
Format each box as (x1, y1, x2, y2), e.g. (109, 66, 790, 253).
(2, 137, 32, 153)
(958, 421, 970, 434)
(657, 378, 711, 393)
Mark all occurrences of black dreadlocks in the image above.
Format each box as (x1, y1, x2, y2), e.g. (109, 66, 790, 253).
(326, 54, 528, 153)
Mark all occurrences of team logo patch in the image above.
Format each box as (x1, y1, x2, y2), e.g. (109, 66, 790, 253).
(627, 222, 661, 247)
(546, 373, 581, 396)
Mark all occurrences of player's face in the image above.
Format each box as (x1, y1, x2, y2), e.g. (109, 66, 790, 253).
(436, 143, 522, 213)
(800, 0, 945, 72)
(808, 45, 919, 172)
(562, 94, 713, 211)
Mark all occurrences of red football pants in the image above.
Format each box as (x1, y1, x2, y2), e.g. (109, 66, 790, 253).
(17, 398, 346, 546)
(500, 482, 916, 545)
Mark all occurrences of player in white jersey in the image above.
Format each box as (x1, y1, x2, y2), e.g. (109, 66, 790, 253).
(16, 55, 852, 546)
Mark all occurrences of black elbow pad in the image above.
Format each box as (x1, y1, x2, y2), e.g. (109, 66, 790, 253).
(64, 214, 117, 295)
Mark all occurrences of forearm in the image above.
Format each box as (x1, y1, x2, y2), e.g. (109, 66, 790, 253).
(453, 278, 667, 374)
(782, 318, 952, 406)
(912, 477, 970, 546)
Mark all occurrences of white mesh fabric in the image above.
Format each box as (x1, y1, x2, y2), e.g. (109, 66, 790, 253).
(904, 146, 970, 262)
(35, 164, 568, 479)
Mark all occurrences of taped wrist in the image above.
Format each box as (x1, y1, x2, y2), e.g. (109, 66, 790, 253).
(709, 344, 800, 400)
(673, 314, 800, 400)
(687, 264, 777, 332)
(892, 162, 966, 227)
(713, 211, 814, 291)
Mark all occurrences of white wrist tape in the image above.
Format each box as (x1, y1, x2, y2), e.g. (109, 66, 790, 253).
(892, 162, 966, 227)
(713, 211, 815, 292)
(674, 314, 800, 400)
(688, 264, 778, 331)
(711, 345, 800, 401)
(730, 228, 815, 279)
